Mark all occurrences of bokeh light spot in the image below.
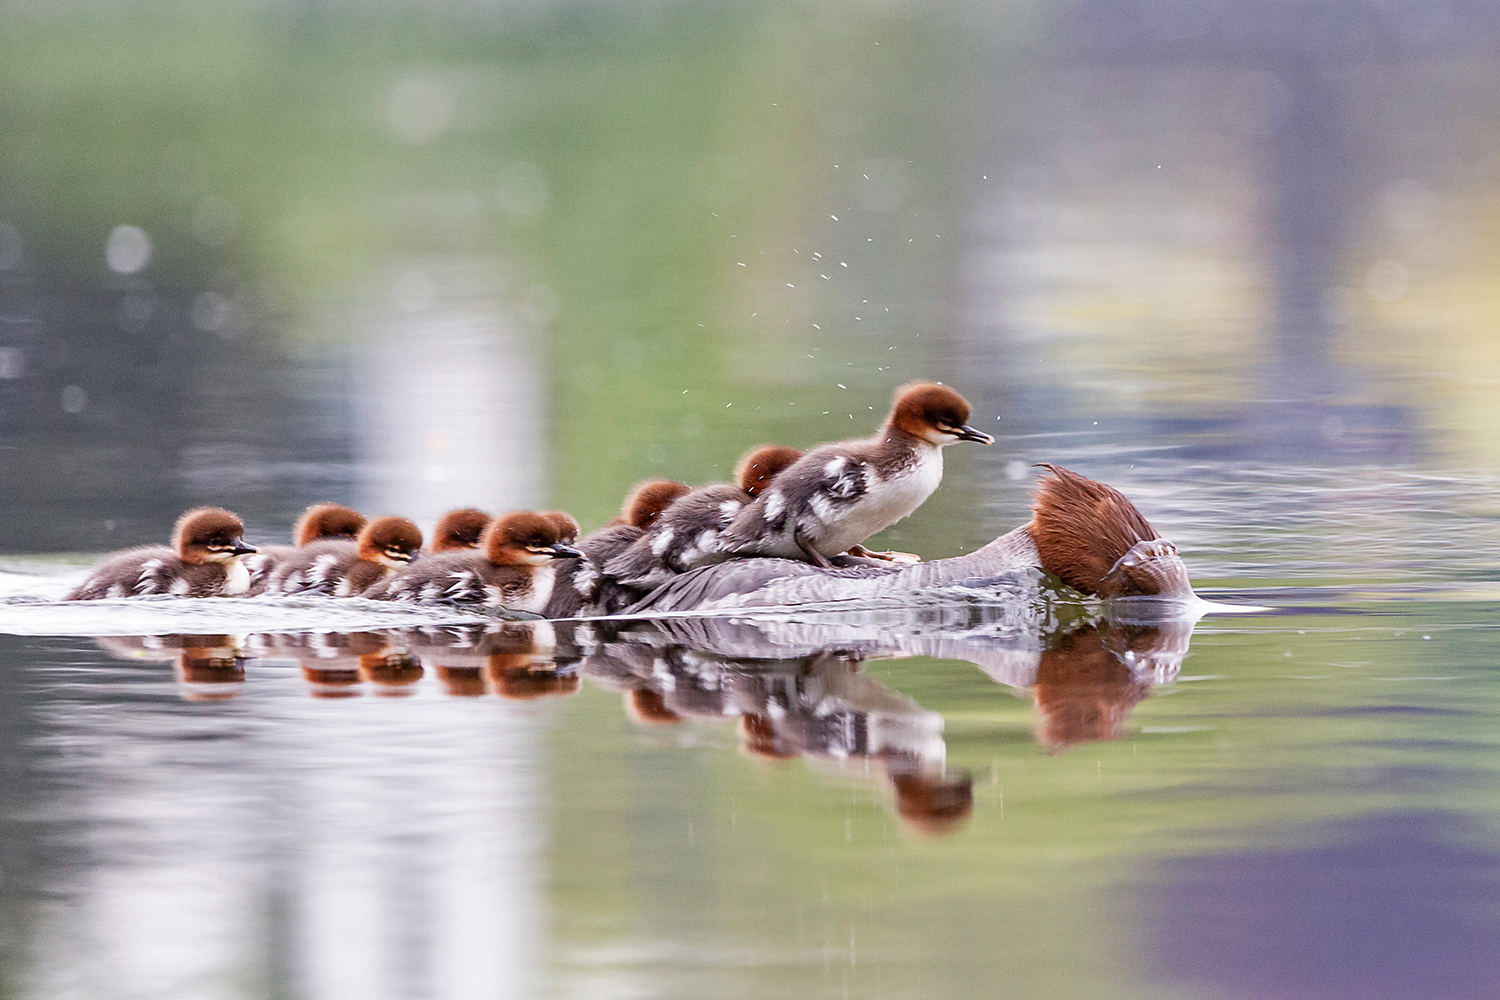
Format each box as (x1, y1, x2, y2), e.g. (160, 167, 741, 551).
(191, 292, 236, 336)
(105, 225, 151, 274)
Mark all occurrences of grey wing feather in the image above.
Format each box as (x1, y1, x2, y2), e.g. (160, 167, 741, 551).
(817, 459, 869, 504)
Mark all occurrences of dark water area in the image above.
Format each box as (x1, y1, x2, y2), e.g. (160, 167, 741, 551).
(4, 0, 1500, 996)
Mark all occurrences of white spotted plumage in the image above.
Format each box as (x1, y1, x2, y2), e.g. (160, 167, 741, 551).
(650, 527, 676, 556)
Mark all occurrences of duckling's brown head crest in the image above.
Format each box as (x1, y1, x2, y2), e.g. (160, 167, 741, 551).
(1028, 465, 1189, 599)
(358, 516, 424, 567)
(541, 510, 581, 545)
(430, 508, 492, 553)
(293, 503, 367, 547)
(622, 480, 691, 529)
(486, 510, 584, 564)
(174, 507, 255, 565)
(889, 382, 994, 445)
(733, 445, 803, 497)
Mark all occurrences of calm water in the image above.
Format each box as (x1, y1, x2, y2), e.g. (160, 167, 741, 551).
(5, 1, 1500, 996)
(2, 459, 1498, 1000)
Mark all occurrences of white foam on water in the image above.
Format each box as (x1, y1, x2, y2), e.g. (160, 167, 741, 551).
(0, 593, 522, 637)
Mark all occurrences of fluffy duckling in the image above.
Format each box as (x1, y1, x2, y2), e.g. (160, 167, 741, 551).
(542, 510, 581, 548)
(365, 510, 583, 612)
(733, 444, 805, 498)
(720, 382, 993, 567)
(264, 515, 423, 597)
(603, 444, 805, 590)
(546, 480, 690, 618)
(429, 508, 492, 553)
(245, 502, 367, 595)
(67, 507, 258, 600)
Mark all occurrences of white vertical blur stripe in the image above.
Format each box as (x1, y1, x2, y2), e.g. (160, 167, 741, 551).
(356, 270, 547, 524)
(292, 695, 544, 1000)
(19, 668, 546, 1000)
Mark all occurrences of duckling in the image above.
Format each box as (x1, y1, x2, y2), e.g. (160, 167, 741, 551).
(365, 510, 583, 613)
(546, 480, 690, 617)
(264, 515, 423, 597)
(67, 507, 258, 600)
(733, 444, 805, 499)
(542, 510, 581, 548)
(245, 502, 367, 595)
(719, 382, 993, 567)
(429, 508, 492, 553)
(603, 444, 806, 590)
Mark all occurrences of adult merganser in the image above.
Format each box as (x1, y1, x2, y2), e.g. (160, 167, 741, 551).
(719, 382, 993, 567)
(545, 479, 691, 618)
(365, 510, 583, 612)
(67, 507, 258, 600)
(245, 502, 367, 595)
(621, 465, 1192, 614)
(264, 515, 423, 597)
(602, 443, 806, 590)
(429, 508, 493, 553)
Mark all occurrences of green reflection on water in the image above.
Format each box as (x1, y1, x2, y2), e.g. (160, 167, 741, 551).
(7, 2, 1500, 997)
(546, 603, 1500, 998)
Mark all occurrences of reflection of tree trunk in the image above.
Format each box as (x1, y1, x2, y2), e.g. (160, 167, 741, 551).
(1268, 56, 1343, 407)
(1256, 56, 1350, 455)
(354, 261, 546, 525)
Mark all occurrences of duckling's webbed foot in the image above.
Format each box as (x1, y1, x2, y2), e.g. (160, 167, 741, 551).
(846, 544, 921, 564)
(794, 529, 835, 569)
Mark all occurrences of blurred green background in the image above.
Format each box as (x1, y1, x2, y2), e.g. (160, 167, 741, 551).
(5, 3, 1500, 998)
(6, 0, 1500, 555)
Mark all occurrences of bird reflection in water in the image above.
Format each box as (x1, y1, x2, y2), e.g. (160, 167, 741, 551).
(1032, 620, 1191, 752)
(88, 608, 1195, 830)
(250, 631, 424, 698)
(399, 621, 578, 700)
(93, 634, 249, 702)
(581, 625, 974, 835)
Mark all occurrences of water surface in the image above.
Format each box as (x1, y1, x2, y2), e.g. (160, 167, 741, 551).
(4, 1, 1500, 996)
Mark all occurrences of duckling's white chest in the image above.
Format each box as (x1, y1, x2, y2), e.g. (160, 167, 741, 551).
(490, 564, 555, 613)
(815, 445, 943, 554)
(223, 559, 251, 596)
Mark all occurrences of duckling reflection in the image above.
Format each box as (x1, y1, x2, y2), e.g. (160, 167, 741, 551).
(394, 620, 578, 701)
(253, 631, 386, 698)
(92, 634, 249, 702)
(578, 624, 972, 836)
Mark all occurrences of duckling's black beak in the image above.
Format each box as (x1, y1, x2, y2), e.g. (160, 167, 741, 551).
(231, 540, 258, 556)
(954, 425, 995, 445)
(550, 542, 585, 560)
